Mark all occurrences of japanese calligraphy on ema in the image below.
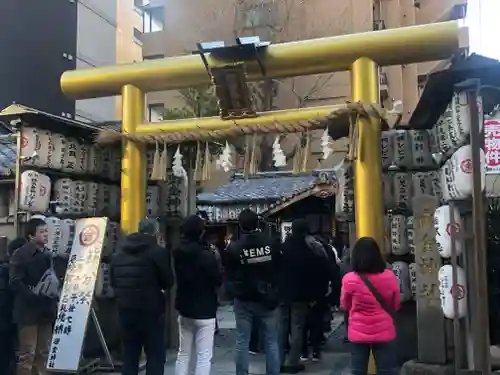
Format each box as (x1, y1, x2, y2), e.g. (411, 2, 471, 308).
(485, 117, 500, 174)
(47, 217, 109, 372)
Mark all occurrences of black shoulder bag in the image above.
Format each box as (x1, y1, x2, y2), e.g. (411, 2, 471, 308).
(357, 273, 395, 320)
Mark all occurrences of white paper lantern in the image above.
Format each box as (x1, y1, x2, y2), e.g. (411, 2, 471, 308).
(384, 215, 392, 255)
(53, 178, 74, 214)
(392, 130, 412, 168)
(381, 131, 394, 168)
(450, 91, 472, 148)
(20, 128, 39, 167)
(19, 170, 51, 213)
(95, 263, 114, 298)
(411, 172, 433, 198)
(77, 143, 89, 174)
(49, 133, 66, 170)
(85, 182, 99, 216)
(100, 149, 113, 178)
(434, 205, 464, 258)
(409, 130, 433, 168)
(407, 216, 415, 255)
(435, 111, 454, 155)
(439, 264, 467, 319)
(393, 173, 411, 209)
(97, 184, 110, 216)
(73, 180, 87, 214)
(63, 138, 80, 174)
(59, 219, 75, 256)
(440, 144, 485, 201)
(36, 130, 51, 167)
(409, 262, 417, 299)
(390, 214, 408, 255)
(45, 217, 62, 256)
(87, 145, 102, 175)
(382, 174, 394, 209)
(146, 185, 161, 217)
(392, 261, 412, 303)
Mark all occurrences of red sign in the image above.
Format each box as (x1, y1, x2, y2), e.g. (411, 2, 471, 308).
(78, 224, 100, 247)
(485, 119, 500, 173)
(450, 284, 465, 300)
(21, 136, 28, 149)
(460, 159, 472, 174)
(446, 223, 460, 236)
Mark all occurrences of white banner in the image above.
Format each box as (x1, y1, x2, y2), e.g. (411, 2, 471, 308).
(47, 217, 108, 372)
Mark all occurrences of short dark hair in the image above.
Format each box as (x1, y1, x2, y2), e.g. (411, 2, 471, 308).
(25, 218, 47, 240)
(138, 218, 159, 235)
(351, 237, 386, 274)
(239, 209, 259, 232)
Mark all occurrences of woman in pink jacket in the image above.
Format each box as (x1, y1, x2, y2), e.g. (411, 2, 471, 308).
(341, 237, 400, 375)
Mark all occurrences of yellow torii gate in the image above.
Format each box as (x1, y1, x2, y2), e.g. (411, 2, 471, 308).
(61, 21, 468, 248)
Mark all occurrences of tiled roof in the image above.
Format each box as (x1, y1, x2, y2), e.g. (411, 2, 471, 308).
(197, 169, 336, 205)
(0, 138, 16, 177)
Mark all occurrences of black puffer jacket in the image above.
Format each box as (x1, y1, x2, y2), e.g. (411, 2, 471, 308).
(281, 224, 330, 302)
(110, 233, 174, 314)
(9, 243, 57, 325)
(0, 261, 12, 330)
(226, 230, 281, 308)
(174, 216, 222, 319)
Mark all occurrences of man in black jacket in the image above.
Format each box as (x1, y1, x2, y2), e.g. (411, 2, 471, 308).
(226, 209, 281, 375)
(1, 237, 26, 375)
(110, 218, 174, 375)
(173, 215, 222, 375)
(10, 219, 57, 375)
(280, 219, 330, 373)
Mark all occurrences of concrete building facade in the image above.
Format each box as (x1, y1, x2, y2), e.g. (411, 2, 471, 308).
(76, 0, 143, 123)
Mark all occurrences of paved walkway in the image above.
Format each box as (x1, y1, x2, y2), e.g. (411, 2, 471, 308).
(160, 305, 351, 375)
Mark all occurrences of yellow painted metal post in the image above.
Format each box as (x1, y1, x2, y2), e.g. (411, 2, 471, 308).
(121, 84, 146, 234)
(351, 57, 384, 375)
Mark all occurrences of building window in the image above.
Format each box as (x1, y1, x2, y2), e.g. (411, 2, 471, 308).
(148, 103, 165, 122)
(241, 3, 273, 29)
(133, 27, 143, 45)
(144, 54, 165, 60)
(143, 6, 164, 33)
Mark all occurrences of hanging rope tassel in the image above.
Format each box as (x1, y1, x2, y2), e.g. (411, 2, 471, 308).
(243, 136, 251, 178)
(292, 136, 302, 175)
(202, 142, 210, 181)
(347, 114, 360, 162)
(151, 141, 161, 180)
(160, 142, 169, 181)
(194, 141, 202, 182)
(249, 134, 258, 175)
(301, 131, 311, 172)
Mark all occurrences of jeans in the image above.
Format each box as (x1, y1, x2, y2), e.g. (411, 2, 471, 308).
(119, 310, 166, 375)
(249, 318, 260, 352)
(278, 304, 290, 366)
(286, 302, 308, 367)
(234, 299, 280, 375)
(302, 301, 325, 356)
(175, 316, 216, 375)
(16, 324, 52, 375)
(350, 342, 395, 375)
(0, 326, 15, 375)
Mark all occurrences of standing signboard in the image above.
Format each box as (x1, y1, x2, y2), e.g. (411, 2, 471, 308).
(47, 217, 109, 372)
(485, 114, 500, 174)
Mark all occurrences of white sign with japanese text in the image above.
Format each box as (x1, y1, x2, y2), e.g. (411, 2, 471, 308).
(485, 115, 500, 174)
(47, 217, 108, 372)
(280, 222, 292, 242)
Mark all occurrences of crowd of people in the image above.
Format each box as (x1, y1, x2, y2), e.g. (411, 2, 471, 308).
(0, 210, 400, 375)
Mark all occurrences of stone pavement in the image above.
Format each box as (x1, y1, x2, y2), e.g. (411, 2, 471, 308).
(159, 305, 351, 375)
